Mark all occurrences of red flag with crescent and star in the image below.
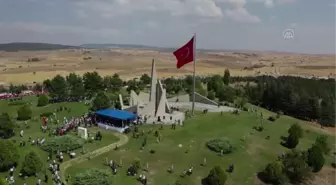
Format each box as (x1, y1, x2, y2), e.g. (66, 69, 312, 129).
(173, 36, 195, 69)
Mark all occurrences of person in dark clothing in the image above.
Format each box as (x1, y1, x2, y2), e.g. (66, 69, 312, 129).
(44, 174, 48, 183)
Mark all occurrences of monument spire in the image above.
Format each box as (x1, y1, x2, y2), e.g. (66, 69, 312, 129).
(149, 58, 157, 102)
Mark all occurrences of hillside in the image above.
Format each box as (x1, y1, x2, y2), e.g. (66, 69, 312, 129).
(0, 42, 80, 52)
(80, 43, 162, 50)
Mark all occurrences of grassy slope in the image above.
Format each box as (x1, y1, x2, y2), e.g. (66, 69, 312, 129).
(66, 109, 335, 185)
(0, 97, 118, 185)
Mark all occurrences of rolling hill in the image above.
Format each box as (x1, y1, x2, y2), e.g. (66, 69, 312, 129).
(0, 42, 80, 52)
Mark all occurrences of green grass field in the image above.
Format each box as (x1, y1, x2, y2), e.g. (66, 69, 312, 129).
(0, 97, 119, 185)
(65, 108, 335, 185)
(1, 96, 335, 185)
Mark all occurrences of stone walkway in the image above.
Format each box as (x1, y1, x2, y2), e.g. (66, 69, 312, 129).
(169, 102, 236, 112)
(60, 133, 129, 184)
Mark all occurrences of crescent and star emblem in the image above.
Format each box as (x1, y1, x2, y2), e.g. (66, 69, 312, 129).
(180, 47, 190, 59)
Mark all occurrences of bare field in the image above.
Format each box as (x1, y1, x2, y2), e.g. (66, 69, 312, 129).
(0, 49, 335, 85)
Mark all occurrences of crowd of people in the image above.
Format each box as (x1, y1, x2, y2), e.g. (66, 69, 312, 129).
(3, 108, 97, 185)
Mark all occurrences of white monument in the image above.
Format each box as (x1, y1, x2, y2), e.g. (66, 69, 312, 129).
(119, 59, 185, 125)
(77, 127, 88, 140)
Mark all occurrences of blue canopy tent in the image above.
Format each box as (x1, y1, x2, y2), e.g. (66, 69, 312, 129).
(95, 109, 136, 133)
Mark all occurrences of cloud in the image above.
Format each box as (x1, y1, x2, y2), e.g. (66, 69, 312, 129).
(0, 22, 119, 37)
(250, 0, 274, 8)
(276, 0, 297, 4)
(73, 0, 263, 24)
(215, 0, 261, 23)
(225, 7, 261, 23)
(216, 0, 247, 8)
(74, 0, 223, 19)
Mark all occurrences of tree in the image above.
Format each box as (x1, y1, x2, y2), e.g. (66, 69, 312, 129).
(37, 94, 49, 107)
(17, 105, 32, 121)
(282, 150, 311, 183)
(50, 75, 67, 99)
(0, 140, 19, 172)
(207, 75, 224, 93)
(216, 86, 235, 102)
(83, 71, 103, 97)
(21, 151, 43, 176)
(314, 135, 330, 155)
(110, 73, 123, 92)
(207, 91, 216, 100)
(72, 168, 112, 185)
(0, 113, 15, 139)
(262, 162, 286, 185)
(286, 133, 299, 149)
(307, 145, 324, 172)
(42, 79, 52, 93)
(223, 69, 230, 85)
(204, 166, 227, 185)
(66, 73, 85, 99)
(126, 80, 140, 94)
(140, 73, 151, 85)
(288, 124, 303, 138)
(234, 97, 247, 108)
(319, 97, 335, 127)
(91, 91, 111, 111)
(32, 83, 43, 92)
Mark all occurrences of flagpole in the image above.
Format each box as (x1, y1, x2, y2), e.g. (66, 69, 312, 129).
(192, 33, 196, 116)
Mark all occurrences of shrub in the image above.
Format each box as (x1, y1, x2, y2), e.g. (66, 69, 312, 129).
(242, 106, 248, 111)
(314, 135, 330, 155)
(288, 123, 303, 138)
(17, 105, 32, 121)
(262, 162, 286, 185)
(0, 140, 19, 172)
(41, 135, 85, 153)
(37, 94, 49, 107)
(282, 150, 311, 183)
(72, 168, 112, 185)
(203, 166, 227, 185)
(0, 113, 15, 139)
(206, 139, 235, 154)
(286, 134, 299, 149)
(307, 145, 325, 172)
(331, 162, 336, 168)
(268, 116, 276, 122)
(21, 151, 43, 176)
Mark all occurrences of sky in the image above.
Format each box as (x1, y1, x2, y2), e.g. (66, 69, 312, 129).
(0, 0, 335, 54)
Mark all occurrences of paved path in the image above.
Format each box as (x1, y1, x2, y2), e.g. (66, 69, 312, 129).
(60, 133, 129, 184)
(169, 102, 236, 112)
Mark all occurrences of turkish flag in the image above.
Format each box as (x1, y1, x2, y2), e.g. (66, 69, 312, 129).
(173, 36, 195, 69)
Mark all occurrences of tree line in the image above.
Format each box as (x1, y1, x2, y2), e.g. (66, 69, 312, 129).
(1, 69, 334, 126)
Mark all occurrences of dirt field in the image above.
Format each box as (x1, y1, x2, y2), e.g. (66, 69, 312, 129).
(0, 49, 335, 85)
